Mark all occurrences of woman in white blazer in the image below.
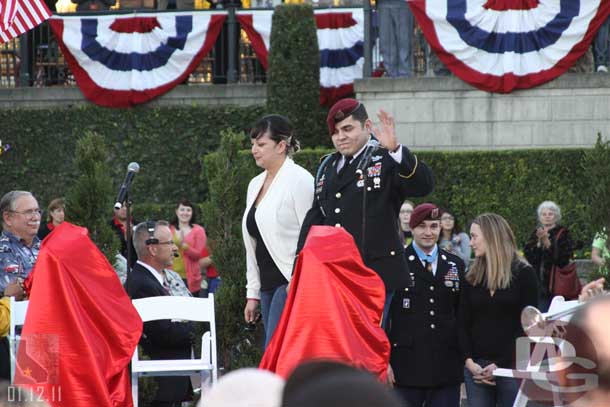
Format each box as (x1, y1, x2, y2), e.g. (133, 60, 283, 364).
(242, 114, 314, 348)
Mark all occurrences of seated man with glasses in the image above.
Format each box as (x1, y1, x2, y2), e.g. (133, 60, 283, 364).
(0, 190, 41, 299)
(0, 190, 40, 380)
(126, 220, 193, 407)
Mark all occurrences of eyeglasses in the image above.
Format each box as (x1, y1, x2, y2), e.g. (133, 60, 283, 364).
(151, 240, 174, 246)
(441, 216, 455, 221)
(10, 209, 42, 218)
(400, 210, 413, 214)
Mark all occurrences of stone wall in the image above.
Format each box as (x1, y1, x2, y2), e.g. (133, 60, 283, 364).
(0, 83, 267, 109)
(3, 73, 610, 151)
(356, 73, 610, 150)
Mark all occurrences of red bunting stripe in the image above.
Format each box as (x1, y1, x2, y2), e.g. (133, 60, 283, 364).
(483, 0, 539, 11)
(109, 16, 161, 33)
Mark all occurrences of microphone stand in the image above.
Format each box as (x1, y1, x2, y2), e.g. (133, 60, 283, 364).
(125, 194, 133, 294)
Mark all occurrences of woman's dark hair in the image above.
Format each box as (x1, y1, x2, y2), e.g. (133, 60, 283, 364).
(282, 360, 402, 407)
(249, 114, 301, 156)
(170, 198, 197, 229)
(438, 209, 462, 240)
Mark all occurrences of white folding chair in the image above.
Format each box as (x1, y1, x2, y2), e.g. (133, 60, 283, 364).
(8, 297, 29, 383)
(131, 295, 217, 407)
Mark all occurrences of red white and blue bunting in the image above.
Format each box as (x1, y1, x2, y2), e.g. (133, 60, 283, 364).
(50, 9, 363, 107)
(49, 12, 226, 107)
(236, 10, 272, 70)
(238, 8, 364, 105)
(409, 0, 610, 92)
(36, 2, 610, 106)
(316, 9, 364, 105)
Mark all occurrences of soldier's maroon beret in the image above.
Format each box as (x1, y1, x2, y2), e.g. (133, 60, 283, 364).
(409, 203, 442, 229)
(326, 98, 361, 135)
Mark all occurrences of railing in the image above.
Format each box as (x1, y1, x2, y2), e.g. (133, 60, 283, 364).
(0, 5, 433, 88)
(0, 10, 267, 87)
(368, 12, 430, 78)
(0, 42, 21, 87)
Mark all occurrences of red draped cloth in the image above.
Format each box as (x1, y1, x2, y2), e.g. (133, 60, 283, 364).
(15, 222, 142, 406)
(259, 226, 389, 381)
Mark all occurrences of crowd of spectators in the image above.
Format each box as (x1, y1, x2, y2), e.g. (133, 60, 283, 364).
(0, 104, 609, 405)
(202, 361, 403, 407)
(1, 188, 601, 405)
(0, 191, 218, 387)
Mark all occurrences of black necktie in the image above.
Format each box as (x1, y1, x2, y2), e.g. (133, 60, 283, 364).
(424, 260, 433, 273)
(338, 155, 352, 178)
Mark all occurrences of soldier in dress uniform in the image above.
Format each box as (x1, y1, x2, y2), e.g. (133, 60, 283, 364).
(387, 203, 465, 407)
(296, 98, 435, 324)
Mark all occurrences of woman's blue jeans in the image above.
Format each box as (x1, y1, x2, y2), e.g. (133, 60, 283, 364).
(260, 284, 288, 349)
(594, 17, 610, 68)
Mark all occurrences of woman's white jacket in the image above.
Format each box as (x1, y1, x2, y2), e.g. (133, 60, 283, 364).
(242, 158, 314, 299)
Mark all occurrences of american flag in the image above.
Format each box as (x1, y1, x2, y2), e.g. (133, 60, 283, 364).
(0, 0, 52, 44)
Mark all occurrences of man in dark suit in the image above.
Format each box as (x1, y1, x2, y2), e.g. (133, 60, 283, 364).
(387, 203, 465, 407)
(297, 98, 434, 323)
(126, 220, 192, 407)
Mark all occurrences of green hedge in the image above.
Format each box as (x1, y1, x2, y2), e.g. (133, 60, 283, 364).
(201, 131, 264, 368)
(415, 149, 590, 247)
(66, 131, 120, 263)
(0, 103, 605, 246)
(216, 148, 597, 248)
(267, 4, 328, 148)
(0, 104, 264, 206)
(582, 135, 610, 235)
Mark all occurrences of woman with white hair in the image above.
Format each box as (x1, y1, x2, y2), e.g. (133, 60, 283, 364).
(524, 201, 574, 311)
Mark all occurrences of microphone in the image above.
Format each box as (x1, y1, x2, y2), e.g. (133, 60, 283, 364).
(355, 138, 380, 176)
(114, 162, 140, 210)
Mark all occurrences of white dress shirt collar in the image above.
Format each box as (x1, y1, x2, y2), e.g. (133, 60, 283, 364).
(137, 260, 166, 286)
